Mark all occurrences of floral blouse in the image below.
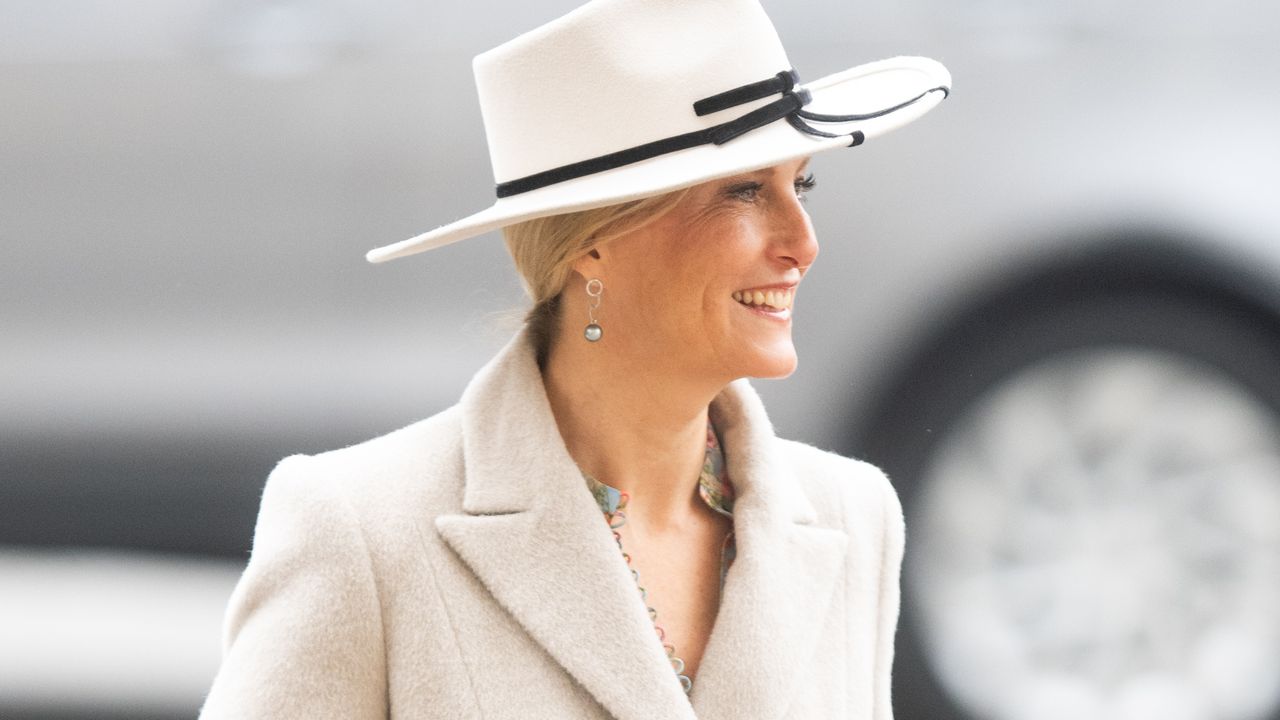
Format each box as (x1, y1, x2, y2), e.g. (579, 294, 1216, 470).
(581, 422, 736, 693)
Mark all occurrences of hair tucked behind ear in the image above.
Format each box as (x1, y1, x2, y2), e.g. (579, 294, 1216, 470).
(502, 188, 691, 366)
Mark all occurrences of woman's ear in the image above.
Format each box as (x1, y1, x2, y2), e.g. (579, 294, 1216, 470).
(569, 245, 604, 278)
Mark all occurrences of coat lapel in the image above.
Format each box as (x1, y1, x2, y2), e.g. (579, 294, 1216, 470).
(434, 329, 848, 720)
(434, 331, 697, 720)
(689, 380, 849, 720)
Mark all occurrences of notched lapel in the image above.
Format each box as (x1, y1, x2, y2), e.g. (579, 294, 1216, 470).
(435, 331, 696, 720)
(434, 503, 696, 720)
(688, 514, 848, 720)
(690, 379, 851, 720)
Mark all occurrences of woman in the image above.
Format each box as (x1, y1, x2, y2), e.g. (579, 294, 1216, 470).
(201, 0, 949, 718)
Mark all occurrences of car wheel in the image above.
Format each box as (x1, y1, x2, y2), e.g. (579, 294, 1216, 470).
(857, 262, 1280, 720)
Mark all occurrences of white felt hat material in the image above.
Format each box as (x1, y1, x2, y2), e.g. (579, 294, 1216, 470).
(366, 0, 951, 264)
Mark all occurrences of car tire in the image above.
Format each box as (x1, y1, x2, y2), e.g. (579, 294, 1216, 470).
(853, 244, 1280, 720)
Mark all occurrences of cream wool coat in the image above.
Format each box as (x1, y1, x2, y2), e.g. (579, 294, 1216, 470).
(200, 328, 905, 719)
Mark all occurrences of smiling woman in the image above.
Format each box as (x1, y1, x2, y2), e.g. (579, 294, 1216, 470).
(199, 0, 949, 717)
(518, 158, 820, 688)
(504, 162, 819, 373)
(561, 161, 818, 382)
(522, 160, 818, 380)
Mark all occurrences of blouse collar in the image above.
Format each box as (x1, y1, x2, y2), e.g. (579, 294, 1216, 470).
(583, 421, 735, 518)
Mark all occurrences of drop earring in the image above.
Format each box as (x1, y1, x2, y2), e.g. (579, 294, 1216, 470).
(584, 278, 604, 342)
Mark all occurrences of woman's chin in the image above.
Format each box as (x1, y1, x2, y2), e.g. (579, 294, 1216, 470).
(739, 344, 799, 379)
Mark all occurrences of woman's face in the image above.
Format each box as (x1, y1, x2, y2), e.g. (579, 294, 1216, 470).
(583, 156, 819, 383)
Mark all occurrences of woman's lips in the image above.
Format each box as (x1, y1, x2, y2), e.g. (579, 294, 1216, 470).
(737, 302, 792, 321)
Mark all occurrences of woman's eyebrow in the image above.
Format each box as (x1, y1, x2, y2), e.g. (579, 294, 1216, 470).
(718, 157, 811, 189)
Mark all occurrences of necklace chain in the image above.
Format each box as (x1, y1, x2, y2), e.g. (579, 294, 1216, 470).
(601, 489, 695, 694)
(582, 422, 733, 695)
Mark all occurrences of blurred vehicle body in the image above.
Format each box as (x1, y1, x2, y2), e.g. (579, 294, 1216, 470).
(3, 0, 1278, 718)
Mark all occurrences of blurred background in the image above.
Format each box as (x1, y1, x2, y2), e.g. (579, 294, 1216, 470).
(3, 0, 1279, 718)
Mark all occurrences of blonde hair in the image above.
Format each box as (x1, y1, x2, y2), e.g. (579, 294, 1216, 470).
(503, 188, 691, 365)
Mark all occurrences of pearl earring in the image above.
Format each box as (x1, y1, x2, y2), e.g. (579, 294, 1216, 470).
(584, 278, 604, 342)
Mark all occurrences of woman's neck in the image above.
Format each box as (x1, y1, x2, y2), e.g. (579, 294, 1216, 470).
(541, 329, 725, 534)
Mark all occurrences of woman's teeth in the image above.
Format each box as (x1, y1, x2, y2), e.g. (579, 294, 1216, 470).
(732, 289, 794, 310)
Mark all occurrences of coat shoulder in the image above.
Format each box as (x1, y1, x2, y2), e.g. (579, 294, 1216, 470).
(264, 403, 467, 522)
(205, 409, 464, 717)
(772, 438, 903, 532)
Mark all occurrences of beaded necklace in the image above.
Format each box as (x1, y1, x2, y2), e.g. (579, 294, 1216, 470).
(581, 422, 736, 694)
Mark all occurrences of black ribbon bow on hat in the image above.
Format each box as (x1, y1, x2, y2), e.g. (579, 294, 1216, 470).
(494, 68, 949, 199)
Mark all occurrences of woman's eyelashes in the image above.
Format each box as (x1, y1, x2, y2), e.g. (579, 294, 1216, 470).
(795, 172, 816, 201)
(725, 174, 816, 203)
(726, 181, 763, 202)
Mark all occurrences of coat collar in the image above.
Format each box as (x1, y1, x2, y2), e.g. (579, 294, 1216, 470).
(434, 328, 848, 720)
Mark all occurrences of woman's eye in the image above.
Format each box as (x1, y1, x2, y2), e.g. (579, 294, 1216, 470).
(725, 174, 814, 203)
(727, 182, 763, 202)
(794, 173, 816, 201)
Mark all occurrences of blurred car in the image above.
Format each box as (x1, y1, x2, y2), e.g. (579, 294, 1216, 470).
(3, 0, 1278, 718)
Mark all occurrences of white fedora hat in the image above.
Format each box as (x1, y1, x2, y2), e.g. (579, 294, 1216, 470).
(366, 0, 950, 264)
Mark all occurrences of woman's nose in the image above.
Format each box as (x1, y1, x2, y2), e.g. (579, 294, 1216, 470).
(772, 196, 819, 270)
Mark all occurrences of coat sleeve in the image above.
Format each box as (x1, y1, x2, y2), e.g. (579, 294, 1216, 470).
(873, 472, 906, 720)
(200, 454, 388, 719)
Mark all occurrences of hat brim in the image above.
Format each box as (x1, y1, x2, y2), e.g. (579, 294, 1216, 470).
(366, 55, 950, 263)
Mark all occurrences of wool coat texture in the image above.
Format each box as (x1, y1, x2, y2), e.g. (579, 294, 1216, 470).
(200, 327, 905, 720)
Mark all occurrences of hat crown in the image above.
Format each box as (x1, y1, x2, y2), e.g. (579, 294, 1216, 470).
(473, 0, 791, 184)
